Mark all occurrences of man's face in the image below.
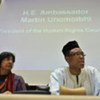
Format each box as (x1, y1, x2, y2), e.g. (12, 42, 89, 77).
(0, 56, 14, 72)
(66, 48, 85, 69)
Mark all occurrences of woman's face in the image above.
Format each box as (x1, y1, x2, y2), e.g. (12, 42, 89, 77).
(0, 56, 14, 74)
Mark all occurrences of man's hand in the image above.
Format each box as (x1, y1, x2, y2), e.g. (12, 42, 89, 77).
(60, 86, 86, 95)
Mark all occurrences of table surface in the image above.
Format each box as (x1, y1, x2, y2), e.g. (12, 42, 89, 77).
(0, 94, 100, 100)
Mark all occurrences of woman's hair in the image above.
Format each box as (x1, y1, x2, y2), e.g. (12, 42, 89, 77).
(0, 51, 15, 66)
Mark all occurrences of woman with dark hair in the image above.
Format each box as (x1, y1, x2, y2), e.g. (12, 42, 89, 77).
(0, 51, 26, 93)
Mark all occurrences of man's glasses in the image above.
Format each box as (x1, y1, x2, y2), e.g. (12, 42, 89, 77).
(68, 51, 86, 57)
